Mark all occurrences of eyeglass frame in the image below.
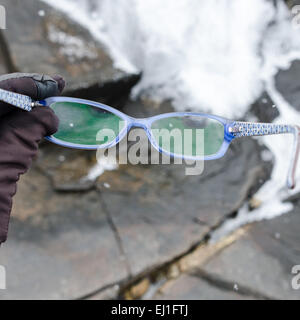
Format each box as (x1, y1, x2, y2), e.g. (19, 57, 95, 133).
(0, 88, 299, 189)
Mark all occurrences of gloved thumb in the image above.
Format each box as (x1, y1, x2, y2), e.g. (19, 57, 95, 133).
(0, 73, 65, 117)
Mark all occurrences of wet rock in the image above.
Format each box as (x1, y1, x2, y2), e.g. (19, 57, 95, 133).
(0, 164, 128, 299)
(1, 0, 139, 98)
(201, 206, 300, 299)
(275, 60, 300, 111)
(154, 274, 254, 300)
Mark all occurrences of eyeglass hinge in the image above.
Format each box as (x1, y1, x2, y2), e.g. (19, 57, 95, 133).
(228, 125, 243, 133)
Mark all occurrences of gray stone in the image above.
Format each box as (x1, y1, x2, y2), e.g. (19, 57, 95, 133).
(247, 91, 279, 123)
(286, 0, 300, 8)
(0, 31, 15, 74)
(123, 98, 174, 118)
(275, 60, 300, 112)
(0, 0, 139, 97)
(87, 284, 121, 300)
(154, 274, 254, 300)
(36, 143, 97, 192)
(0, 164, 128, 300)
(201, 206, 300, 300)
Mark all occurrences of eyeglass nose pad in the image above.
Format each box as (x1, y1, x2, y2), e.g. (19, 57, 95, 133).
(287, 125, 300, 189)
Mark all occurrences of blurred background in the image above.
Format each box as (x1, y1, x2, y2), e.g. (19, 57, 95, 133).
(0, 0, 300, 299)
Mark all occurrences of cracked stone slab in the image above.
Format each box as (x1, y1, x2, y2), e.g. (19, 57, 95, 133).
(96, 130, 272, 276)
(201, 206, 300, 300)
(153, 274, 255, 300)
(0, 165, 128, 300)
(0, 0, 138, 94)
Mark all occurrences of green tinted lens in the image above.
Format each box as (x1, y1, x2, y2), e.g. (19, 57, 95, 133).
(50, 102, 125, 146)
(151, 116, 224, 157)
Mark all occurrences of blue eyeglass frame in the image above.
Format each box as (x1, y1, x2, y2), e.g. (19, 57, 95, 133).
(42, 96, 233, 162)
(0, 88, 299, 189)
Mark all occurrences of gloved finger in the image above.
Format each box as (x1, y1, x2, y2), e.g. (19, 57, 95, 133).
(0, 106, 59, 243)
(0, 73, 65, 117)
(4, 105, 59, 136)
(52, 75, 65, 95)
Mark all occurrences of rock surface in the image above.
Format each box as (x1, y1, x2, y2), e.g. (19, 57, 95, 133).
(200, 205, 300, 300)
(0, 31, 13, 74)
(0, 163, 128, 300)
(151, 202, 300, 300)
(0, 0, 139, 98)
(247, 91, 279, 123)
(286, 0, 300, 8)
(36, 144, 98, 192)
(154, 274, 255, 300)
(275, 60, 300, 111)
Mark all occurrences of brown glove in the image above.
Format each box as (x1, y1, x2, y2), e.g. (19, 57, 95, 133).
(0, 73, 65, 244)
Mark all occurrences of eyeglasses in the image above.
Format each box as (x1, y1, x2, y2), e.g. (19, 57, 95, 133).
(1, 88, 299, 189)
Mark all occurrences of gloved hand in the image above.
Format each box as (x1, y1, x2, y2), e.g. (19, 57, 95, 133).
(0, 73, 65, 244)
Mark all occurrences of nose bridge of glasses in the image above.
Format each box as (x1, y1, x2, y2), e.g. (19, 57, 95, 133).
(128, 117, 150, 130)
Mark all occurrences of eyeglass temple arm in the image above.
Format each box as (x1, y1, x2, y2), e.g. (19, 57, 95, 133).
(0, 87, 43, 111)
(229, 121, 300, 189)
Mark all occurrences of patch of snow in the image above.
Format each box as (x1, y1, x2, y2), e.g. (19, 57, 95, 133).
(38, 9, 45, 17)
(103, 182, 111, 189)
(84, 158, 118, 182)
(47, 24, 98, 62)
